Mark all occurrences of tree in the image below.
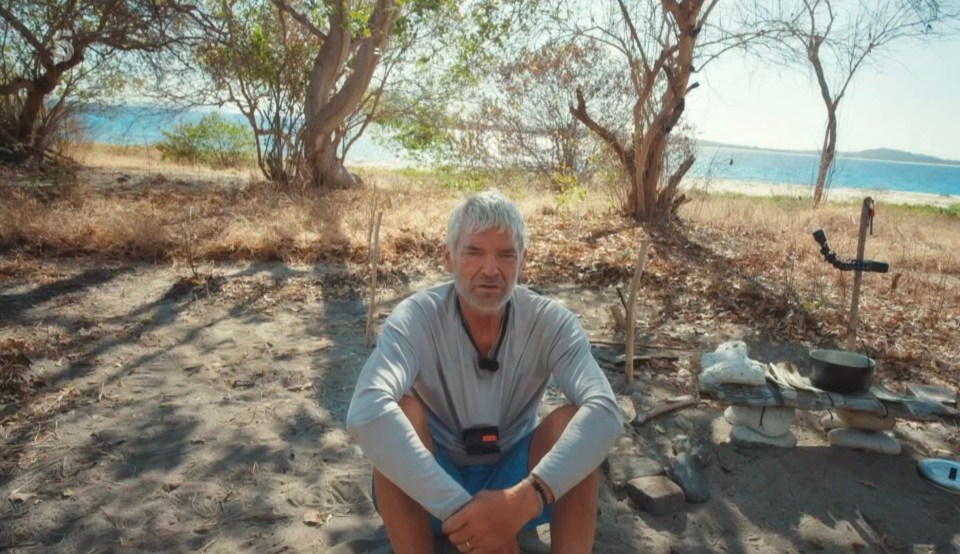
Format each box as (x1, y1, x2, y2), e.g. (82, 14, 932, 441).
(566, 0, 750, 222)
(754, 0, 958, 207)
(188, 0, 313, 183)
(0, 0, 188, 165)
(261, 0, 395, 189)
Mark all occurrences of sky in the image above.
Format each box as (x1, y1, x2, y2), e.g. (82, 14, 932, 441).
(685, 34, 960, 162)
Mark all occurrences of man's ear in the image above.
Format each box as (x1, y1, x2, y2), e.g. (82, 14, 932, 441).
(518, 249, 528, 279)
(442, 245, 453, 272)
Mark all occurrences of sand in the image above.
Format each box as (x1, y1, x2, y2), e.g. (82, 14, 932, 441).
(2, 258, 959, 553)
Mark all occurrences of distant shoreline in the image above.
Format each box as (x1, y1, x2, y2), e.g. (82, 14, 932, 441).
(72, 142, 959, 208)
(699, 141, 960, 167)
(686, 177, 959, 208)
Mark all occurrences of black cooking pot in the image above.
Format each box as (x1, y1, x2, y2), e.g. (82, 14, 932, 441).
(809, 349, 876, 394)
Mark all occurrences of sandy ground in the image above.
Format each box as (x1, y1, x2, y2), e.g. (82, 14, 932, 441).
(1, 259, 959, 553)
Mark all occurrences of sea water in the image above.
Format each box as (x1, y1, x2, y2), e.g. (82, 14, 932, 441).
(80, 105, 960, 197)
(693, 147, 960, 197)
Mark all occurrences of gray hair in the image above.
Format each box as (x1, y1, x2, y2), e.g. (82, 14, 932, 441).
(446, 190, 528, 253)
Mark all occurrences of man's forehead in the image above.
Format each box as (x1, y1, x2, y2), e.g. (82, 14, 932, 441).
(461, 226, 519, 249)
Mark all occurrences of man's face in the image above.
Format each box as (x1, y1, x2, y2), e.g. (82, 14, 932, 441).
(443, 226, 526, 314)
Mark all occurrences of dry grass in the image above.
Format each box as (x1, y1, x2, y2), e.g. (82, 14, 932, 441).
(2, 160, 959, 391)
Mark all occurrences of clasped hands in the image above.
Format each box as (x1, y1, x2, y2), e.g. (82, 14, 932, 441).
(442, 481, 541, 553)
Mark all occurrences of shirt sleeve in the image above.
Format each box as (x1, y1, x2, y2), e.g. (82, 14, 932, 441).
(345, 300, 473, 521)
(529, 307, 623, 500)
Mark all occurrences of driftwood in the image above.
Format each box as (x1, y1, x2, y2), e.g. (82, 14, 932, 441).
(700, 380, 960, 423)
(906, 383, 958, 407)
(589, 339, 672, 349)
(631, 394, 698, 427)
(608, 304, 626, 333)
(624, 240, 651, 385)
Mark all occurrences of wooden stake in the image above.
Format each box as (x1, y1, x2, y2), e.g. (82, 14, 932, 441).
(365, 211, 383, 348)
(847, 197, 873, 351)
(625, 240, 651, 385)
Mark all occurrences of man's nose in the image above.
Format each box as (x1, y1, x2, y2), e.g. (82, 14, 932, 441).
(481, 255, 498, 275)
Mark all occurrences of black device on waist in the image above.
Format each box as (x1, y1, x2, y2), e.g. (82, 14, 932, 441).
(463, 425, 500, 455)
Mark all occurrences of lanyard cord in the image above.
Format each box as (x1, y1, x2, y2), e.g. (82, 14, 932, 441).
(455, 296, 510, 371)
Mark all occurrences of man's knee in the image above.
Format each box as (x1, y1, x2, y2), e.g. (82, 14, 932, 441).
(539, 404, 578, 443)
(397, 395, 434, 452)
(530, 404, 578, 467)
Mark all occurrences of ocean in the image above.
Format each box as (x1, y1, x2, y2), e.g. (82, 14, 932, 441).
(81, 105, 960, 198)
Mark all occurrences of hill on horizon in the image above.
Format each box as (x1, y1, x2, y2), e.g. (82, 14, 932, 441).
(699, 141, 960, 166)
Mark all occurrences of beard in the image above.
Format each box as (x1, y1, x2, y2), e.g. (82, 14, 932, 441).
(453, 272, 516, 314)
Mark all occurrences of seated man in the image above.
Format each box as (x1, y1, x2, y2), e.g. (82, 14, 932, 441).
(346, 191, 622, 553)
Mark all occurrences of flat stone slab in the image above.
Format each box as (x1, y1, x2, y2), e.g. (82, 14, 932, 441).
(626, 476, 686, 516)
(828, 428, 902, 455)
(604, 453, 665, 485)
(724, 405, 795, 437)
(731, 425, 797, 448)
(836, 408, 897, 431)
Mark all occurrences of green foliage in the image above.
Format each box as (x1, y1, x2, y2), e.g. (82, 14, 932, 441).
(157, 112, 253, 168)
(555, 173, 587, 210)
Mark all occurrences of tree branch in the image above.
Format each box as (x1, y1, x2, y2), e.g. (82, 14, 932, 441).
(570, 86, 630, 170)
(271, 0, 328, 40)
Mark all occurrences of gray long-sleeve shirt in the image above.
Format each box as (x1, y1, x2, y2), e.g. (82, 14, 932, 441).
(345, 282, 622, 521)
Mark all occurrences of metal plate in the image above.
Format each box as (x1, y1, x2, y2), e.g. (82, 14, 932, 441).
(917, 458, 960, 494)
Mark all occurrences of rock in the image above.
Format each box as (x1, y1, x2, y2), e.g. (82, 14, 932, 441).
(671, 452, 710, 503)
(699, 342, 766, 387)
(671, 435, 713, 467)
(626, 476, 686, 516)
(701, 340, 749, 367)
(603, 453, 665, 485)
(724, 405, 795, 437)
(616, 395, 637, 423)
(828, 428, 901, 455)
(820, 413, 844, 430)
(730, 425, 797, 448)
(836, 408, 897, 431)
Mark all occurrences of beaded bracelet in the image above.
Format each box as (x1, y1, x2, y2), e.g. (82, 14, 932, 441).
(530, 477, 550, 513)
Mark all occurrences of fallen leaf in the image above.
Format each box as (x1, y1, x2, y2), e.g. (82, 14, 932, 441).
(9, 489, 35, 503)
(62, 488, 75, 498)
(302, 510, 327, 526)
(857, 480, 877, 489)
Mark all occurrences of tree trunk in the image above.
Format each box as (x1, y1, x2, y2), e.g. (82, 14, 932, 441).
(631, 1, 700, 221)
(303, 0, 395, 189)
(13, 74, 58, 161)
(813, 106, 837, 208)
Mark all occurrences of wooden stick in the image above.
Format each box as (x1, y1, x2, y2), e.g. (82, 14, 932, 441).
(847, 197, 873, 351)
(624, 240, 651, 385)
(609, 303, 626, 332)
(632, 394, 698, 426)
(365, 211, 383, 348)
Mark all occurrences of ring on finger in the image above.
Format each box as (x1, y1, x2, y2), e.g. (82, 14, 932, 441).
(466, 539, 472, 549)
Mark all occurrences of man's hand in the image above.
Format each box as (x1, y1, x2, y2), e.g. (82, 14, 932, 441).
(442, 481, 540, 553)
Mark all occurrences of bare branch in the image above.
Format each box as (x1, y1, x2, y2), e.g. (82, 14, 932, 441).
(271, 0, 328, 40)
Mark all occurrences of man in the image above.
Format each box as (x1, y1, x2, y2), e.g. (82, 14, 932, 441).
(346, 191, 622, 553)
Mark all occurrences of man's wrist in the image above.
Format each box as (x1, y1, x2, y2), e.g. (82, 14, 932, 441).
(529, 474, 554, 505)
(515, 478, 543, 522)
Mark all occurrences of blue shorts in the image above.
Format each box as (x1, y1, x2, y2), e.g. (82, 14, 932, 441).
(373, 431, 552, 535)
